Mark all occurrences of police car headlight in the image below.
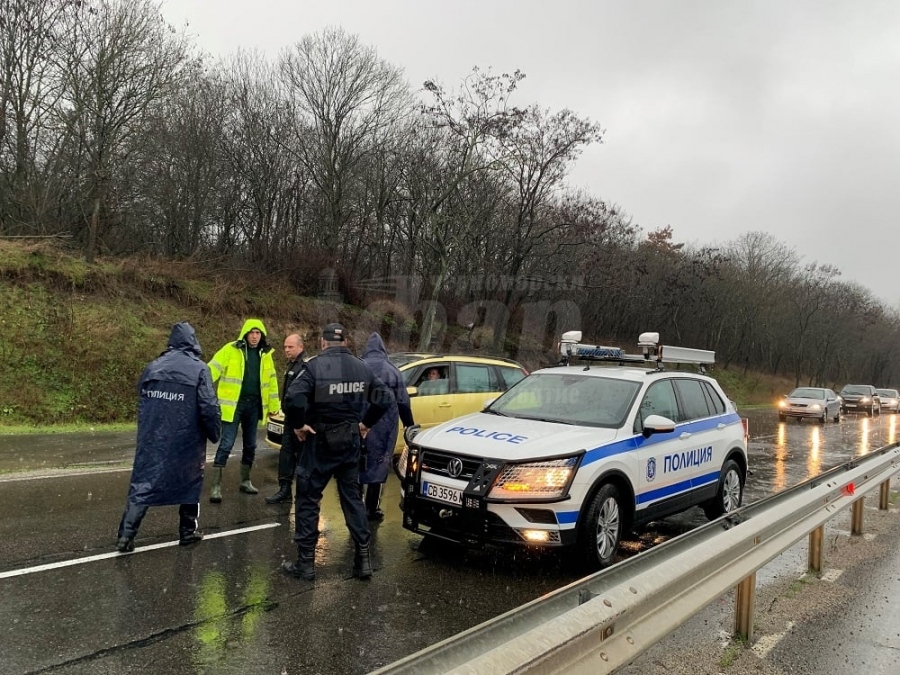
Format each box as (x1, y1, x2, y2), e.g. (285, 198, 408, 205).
(488, 456, 579, 501)
(394, 443, 419, 481)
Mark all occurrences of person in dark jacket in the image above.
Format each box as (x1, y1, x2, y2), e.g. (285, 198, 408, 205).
(359, 332, 415, 520)
(116, 322, 221, 552)
(281, 322, 394, 581)
(266, 333, 308, 504)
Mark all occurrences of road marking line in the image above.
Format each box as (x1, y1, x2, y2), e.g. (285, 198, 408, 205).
(752, 621, 794, 658)
(820, 568, 843, 582)
(0, 523, 280, 579)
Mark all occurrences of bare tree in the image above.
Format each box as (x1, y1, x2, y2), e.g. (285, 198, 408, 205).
(410, 68, 526, 349)
(0, 0, 74, 233)
(279, 27, 410, 260)
(137, 62, 227, 257)
(58, 0, 191, 262)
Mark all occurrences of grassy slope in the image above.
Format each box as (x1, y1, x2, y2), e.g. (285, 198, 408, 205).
(0, 241, 789, 428)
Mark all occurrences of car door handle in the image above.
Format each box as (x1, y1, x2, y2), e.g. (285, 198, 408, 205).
(679, 432, 692, 440)
(717, 423, 726, 430)
(438, 402, 452, 408)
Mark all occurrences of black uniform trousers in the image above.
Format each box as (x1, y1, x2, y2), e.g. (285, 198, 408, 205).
(277, 426, 305, 483)
(118, 500, 200, 539)
(293, 421, 370, 553)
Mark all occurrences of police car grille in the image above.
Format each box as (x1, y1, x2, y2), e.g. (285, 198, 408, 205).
(420, 450, 480, 481)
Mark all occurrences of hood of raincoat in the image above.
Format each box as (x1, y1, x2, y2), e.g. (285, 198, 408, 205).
(238, 318, 268, 340)
(167, 321, 203, 358)
(362, 332, 389, 361)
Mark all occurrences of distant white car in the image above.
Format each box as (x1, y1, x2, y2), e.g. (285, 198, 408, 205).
(876, 389, 900, 413)
(778, 387, 842, 423)
(396, 331, 749, 570)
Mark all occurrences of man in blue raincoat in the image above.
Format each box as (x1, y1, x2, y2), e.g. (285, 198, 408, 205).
(359, 333, 415, 520)
(116, 322, 221, 553)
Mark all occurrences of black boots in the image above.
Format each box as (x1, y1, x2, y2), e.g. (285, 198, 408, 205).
(116, 537, 135, 553)
(179, 531, 204, 546)
(282, 552, 315, 581)
(281, 547, 372, 580)
(353, 544, 373, 580)
(363, 483, 385, 521)
(265, 480, 292, 504)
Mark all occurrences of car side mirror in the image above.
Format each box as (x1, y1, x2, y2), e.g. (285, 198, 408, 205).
(407, 386, 419, 397)
(642, 414, 677, 438)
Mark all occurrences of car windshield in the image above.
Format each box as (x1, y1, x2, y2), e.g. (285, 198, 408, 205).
(841, 385, 870, 395)
(876, 389, 899, 397)
(789, 388, 825, 399)
(487, 372, 641, 428)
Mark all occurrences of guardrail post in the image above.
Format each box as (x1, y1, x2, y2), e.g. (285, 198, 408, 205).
(734, 572, 756, 641)
(850, 498, 864, 535)
(808, 525, 824, 573)
(879, 480, 890, 510)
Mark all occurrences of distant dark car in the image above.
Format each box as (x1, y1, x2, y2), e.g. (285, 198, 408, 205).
(839, 384, 881, 416)
(876, 389, 900, 413)
(778, 387, 842, 423)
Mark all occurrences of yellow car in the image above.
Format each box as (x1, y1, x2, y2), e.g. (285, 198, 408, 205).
(265, 353, 528, 450)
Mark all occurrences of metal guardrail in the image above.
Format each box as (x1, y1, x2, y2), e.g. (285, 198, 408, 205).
(372, 442, 900, 675)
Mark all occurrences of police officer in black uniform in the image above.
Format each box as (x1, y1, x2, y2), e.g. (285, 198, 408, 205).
(265, 333, 307, 504)
(281, 323, 393, 581)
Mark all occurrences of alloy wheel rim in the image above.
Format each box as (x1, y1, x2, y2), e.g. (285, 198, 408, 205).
(722, 470, 742, 511)
(595, 497, 620, 559)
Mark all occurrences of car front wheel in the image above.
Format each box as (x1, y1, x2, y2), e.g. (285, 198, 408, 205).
(703, 459, 744, 520)
(576, 483, 623, 570)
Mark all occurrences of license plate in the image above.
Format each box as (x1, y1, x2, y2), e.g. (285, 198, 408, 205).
(845, 404, 856, 408)
(267, 422, 283, 434)
(422, 481, 463, 506)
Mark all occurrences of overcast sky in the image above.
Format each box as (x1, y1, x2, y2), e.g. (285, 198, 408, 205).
(159, 1, 900, 307)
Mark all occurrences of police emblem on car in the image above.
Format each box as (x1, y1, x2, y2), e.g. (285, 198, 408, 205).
(396, 330, 749, 571)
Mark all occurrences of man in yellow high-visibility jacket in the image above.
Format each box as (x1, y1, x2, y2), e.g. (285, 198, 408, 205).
(207, 318, 280, 503)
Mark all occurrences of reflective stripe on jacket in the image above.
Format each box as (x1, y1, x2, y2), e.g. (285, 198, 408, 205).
(208, 319, 280, 422)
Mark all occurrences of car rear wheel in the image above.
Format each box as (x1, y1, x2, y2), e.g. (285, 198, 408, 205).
(576, 483, 623, 570)
(703, 459, 744, 520)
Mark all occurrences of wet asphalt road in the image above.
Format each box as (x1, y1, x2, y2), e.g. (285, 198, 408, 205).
(1, 409, 898, 675)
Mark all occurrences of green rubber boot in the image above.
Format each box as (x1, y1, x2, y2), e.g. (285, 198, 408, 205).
(209, 466, 223, 503)
(239, 463, 258, 494)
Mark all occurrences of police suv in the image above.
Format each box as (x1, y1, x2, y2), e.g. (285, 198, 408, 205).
(396, 331, 749, 569)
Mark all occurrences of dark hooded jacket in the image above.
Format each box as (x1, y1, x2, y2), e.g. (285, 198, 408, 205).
(359, 333, 414, 484)
(128, 322, 221, 505)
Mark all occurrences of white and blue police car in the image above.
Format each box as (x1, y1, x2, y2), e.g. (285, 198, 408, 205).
(396, 331, 749, 569)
